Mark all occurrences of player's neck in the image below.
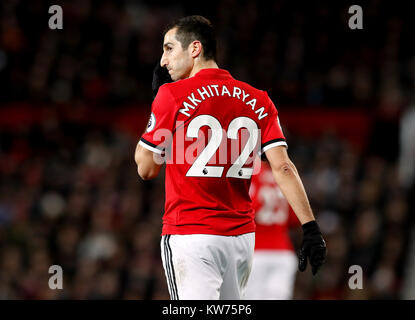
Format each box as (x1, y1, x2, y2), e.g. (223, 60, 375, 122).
(189, 60, 219, 78)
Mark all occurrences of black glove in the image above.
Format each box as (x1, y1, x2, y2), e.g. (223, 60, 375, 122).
(152, 63, 172, 98)
(298, 220, 327, 275)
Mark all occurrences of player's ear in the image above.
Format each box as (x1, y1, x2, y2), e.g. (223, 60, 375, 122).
(189, 40, 202, 58)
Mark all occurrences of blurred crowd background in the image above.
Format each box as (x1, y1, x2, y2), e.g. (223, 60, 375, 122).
(0, 0, 414, 299)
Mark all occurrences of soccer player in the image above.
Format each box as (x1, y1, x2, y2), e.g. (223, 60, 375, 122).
(134, 15, 326, 300)
(245, 161, 300, 300)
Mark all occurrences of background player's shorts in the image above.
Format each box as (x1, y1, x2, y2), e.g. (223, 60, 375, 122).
(244, 250, 298, 300)
(160, 233, 255, 300)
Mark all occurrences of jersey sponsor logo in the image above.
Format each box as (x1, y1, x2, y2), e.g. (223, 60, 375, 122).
(146, 113, 156, 132)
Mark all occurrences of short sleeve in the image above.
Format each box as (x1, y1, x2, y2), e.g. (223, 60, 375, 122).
(260, 93, 288, 155)
(140, 85, 176, 154)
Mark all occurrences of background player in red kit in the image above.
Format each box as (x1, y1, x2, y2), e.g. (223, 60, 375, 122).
(134, 15, 326, 300)
(245, 161, 301, 300)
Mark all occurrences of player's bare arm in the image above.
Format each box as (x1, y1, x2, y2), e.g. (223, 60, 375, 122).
(265, 145, 326, 275)
(134, 142, 162, 180)
(265, 146, 314, 225)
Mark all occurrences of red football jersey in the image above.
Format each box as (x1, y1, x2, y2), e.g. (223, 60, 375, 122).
(249, 162, 300, 250)
(140, 68, 287, 235)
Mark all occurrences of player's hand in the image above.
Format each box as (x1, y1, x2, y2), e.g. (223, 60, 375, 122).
(152, 63, 172, 98)
(298, 220, 326, 275)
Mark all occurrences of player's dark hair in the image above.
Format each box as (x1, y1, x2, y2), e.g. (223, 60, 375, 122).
(164, 15, 217, 61)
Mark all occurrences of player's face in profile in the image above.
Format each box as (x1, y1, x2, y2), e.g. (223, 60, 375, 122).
(161, 28, 193, 81)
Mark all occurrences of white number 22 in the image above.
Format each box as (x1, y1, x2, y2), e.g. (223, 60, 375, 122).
(186, 115, 259, 179)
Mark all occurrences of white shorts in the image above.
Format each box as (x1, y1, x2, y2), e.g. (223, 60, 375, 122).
(160, 233, 255, 300)
(244, 250, 298, 300)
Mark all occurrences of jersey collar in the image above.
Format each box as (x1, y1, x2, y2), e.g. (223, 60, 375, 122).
(193, 68, 233, 79)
